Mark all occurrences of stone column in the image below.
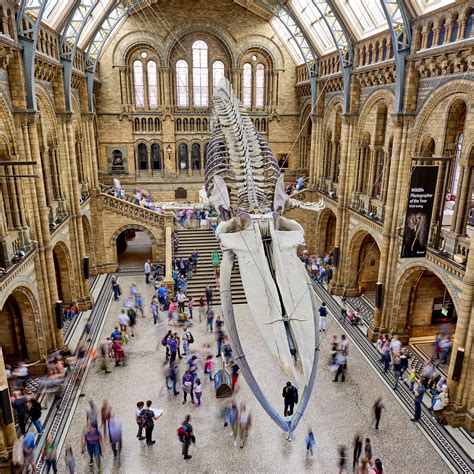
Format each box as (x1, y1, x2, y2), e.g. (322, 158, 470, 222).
(454, 165, 471, 235)
(87, 119, 100, 189)
(163, 212, 174, 289)
(27, 117, 63, 349)
(64, 116, 91, 310)
(0, 348, 16, 457)
(369, 117, 403, 339)
(330, 140, 338, 182)
(445, 234, 474, 430)
(271, 70, 278, 107)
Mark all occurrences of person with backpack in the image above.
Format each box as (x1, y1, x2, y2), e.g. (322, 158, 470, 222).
(182, 326, 194, 356)
(135, 401, 145, 440)
(162, 330, 172, 360)
(178, 414, 194, 460)
(319, 302, 328, 332)
(282, 381, 298, 416)
(127, 307, 137, 337)
(139, 400, 162, 445)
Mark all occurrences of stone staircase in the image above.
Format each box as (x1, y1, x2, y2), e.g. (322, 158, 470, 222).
(174, 229, 246, 305)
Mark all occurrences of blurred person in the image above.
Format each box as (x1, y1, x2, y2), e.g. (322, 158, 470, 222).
(207, 308, 215, 332)
(353, 433, 363, 470)
(204, 355, 214, 381)
(238, 403, 251, 448)
(22, 433, 37, 473)
(364, 438, 372, 465)
(86, 400, 98, 429)
(224, 401, 239, 446)
(151, 295, 160, 324)
(65, 445, 76, 473)
(231, 361, 240, 391)
(28, 397, 44, 434)
(305, 428, 315, 457)
(372, 398, 384, 430)
(338, 445, 348, 474)
(100, 400, 111, 437)
(81, 423, 102, 470)
(333, 350, 347, 382)
(369, 458, 384, 474)
(165, 364, 180, 396)
(42, 435, 58, 473)
(188, 296, 194, 320)
(108, 415, 122, 458)
(199, 295, 206, 322)
(12, 391, 28, 434)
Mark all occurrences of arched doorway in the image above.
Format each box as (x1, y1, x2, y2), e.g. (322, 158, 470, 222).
(397, 269, 457, 341)
(347, 231, 381, 296)
(116, 227, 153, 268)
(317, 209, 337, 256)
(0, 290, 36, 362)
(52, 243, 73, 304)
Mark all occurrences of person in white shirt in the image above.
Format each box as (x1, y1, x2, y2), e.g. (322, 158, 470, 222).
(113, 176, 121, 191)
(144, 260, 151, 284)
(390, 335, 401, 355)
(177, 291, 186, 313)
(119, 309, 129, 330)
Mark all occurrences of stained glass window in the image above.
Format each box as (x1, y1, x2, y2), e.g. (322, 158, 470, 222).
(176, 60, 189, 107)
(192, 41, 208, 107)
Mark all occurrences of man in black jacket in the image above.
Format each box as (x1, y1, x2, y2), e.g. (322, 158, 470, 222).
(282, 381, 298, 416)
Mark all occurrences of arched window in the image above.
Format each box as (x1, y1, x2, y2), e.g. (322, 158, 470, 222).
(450, 14, 459, 42)
(255, 63, 265, 110)
(138, 143, 148, 170)
(176, 60, 189, 107)
(438, 19, 446, 45)
(242, 63, 252, 108)
(451, 133, 463, 195)
(133, 60, 145, 108)
(151, 144, 161, 170)
(465, 8, 473, 39)
(212, 60, 225, 95)
(204, 142, 209, 168)
(178, 143, 188, 171)
(191, 143, 201, 170)
(192, 41, 208, 107)
(147, 61, 158, 108)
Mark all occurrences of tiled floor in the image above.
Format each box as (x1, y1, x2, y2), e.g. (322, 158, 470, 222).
(59, 276, 448, 473)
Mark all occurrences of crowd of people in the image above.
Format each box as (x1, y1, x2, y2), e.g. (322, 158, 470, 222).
(301, 251, 334, 286)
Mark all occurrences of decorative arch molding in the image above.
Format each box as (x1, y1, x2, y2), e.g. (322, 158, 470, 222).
(35, 85, 60, 142)
(110, 223, 158, 249)
(357, 88, 394, 137)
(113, 30, 165, 66)
(0, 281, 45, 359)
(162, 20, 237, 66)
(347, 226, 383, 257)
(236, 34, 285, 69)
(0, 90, 16, 153)
(322, 97, 343, 133)
(411, 79, 473, 152)
(393, 259, 461, 318)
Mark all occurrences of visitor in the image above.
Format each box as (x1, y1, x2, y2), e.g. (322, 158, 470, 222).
(108, 415, 122, 458)
(282, 381, 298, 416)
(364, 438, 372, 464)
(135, 401, 145, 440)
(338, 445, 348, 474)
(100, 400, 111, 438)
(194, 378, 202, 407)
(231, 361, 240, 391)
(151, 295, 160, 324)
(207, 308, 215, 332)
(12, 392, 28, 435)
(41, 435, 58, 473)
(178, 414, 194, 460)
(224, 401, 239, 446)
(305, 428, 315, 457)
(111, 276, 121, 300)
(182, 371, 195, 405)
(238, 403, 251, 448)
(204, 355, 214, 381)
(165, 363, 180, 396)
(22, 434, 37, 473)
(353, 433, 362, 471)
(81, 423, 102, 470)
(177, 290, 186, 313)
(411, 382, 426, 422)
(187, 296, 193, 319)
(28, 397, 44, 433)
(369, 458, 384, 474)
(205, 284, 213, 307)
(65, 445, 76, 473)
(333, 350, 347, 382)
(191, 249, 199, 271)
(372, 397, 384, 430)
(318, 302, 328, 332)
(199, 295, 206, 322)
(139, 400, 162, 445)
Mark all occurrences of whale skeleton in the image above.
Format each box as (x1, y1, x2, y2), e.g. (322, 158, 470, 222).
(203, 79, 324, 438)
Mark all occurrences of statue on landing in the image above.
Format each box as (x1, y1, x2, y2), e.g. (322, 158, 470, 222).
(205, 79, 324, 439)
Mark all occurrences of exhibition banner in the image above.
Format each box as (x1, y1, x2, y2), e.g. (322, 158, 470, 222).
(400, 165, 438, 258)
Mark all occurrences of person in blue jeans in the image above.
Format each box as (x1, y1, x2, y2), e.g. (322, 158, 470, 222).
(411, 383, 426, 422)
(28, 398, 44, 433)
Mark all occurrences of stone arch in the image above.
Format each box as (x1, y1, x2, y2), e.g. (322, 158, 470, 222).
(0, 284, 42, 361)
(113, 31, 165, 66)
(317, 208, 337, 255)
(52, 241, 74, 304)
(111, 223, 158, 265)
(322, 95, 343, 130)
(236, 34, 285, 69)
(162, 20, 237, 66)
(411, 79, 473, 153)
(392, 261, 460, 338)
(357, 88, 395, 138)
(0, 91, 16, 153)
(346, 228, 382, 295)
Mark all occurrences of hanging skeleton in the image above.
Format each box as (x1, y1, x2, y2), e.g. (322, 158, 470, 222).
(202, 80, 324, 439)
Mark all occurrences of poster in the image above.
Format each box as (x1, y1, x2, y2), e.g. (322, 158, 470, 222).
(400, 165, 438, 258)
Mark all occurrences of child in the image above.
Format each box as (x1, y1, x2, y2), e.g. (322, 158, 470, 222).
(408, 368, 417, 391)
(305, 429, 315, 457)
(204, 356, 214, 381)
(194, 378, 202, 407)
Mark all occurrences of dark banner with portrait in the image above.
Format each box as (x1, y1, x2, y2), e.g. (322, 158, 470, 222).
(400, 165, 438, 258)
